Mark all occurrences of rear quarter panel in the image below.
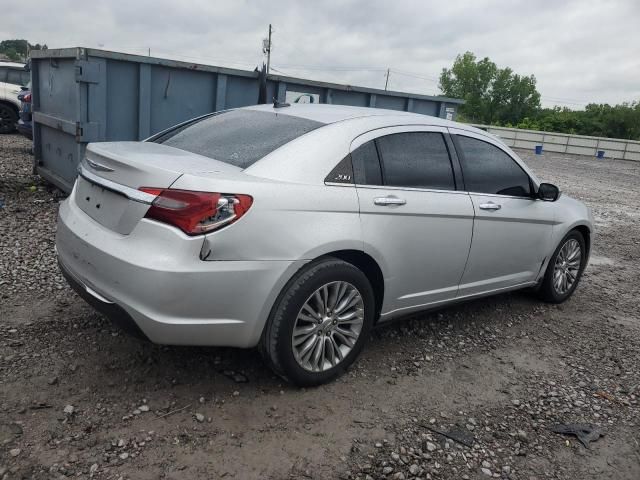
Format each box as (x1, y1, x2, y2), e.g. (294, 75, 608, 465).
(170, 173, 363, 262)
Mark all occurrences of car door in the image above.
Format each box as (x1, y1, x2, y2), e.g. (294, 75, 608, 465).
(352, 126, 475, 318)
(449, 128, 555, 297)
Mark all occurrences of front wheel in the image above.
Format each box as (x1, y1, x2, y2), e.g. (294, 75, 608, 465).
(261, 258, 375, 386)
(538, 230, 587, 303)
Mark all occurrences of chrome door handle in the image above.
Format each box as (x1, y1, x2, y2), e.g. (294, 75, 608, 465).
(479, 202, 502, 211)
(374, 196, 406, 206)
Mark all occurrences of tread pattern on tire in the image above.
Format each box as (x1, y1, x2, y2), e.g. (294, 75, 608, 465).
(539, 230, 586, 304)
(260, 257, 369, 384)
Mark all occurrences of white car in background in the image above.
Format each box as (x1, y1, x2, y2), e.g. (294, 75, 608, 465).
(0, 61, 29, 134)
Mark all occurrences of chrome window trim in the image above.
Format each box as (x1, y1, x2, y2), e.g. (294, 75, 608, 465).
(78, 165, 157, 204)
(350, 124, 449, 152)
(324, 181, 355, 188)
(353, 183, 469, 195)
(466, 191, 536, 201)
(349, 125, 458, 192)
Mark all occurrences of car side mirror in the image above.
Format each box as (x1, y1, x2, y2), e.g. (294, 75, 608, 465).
(537, 183, 560, 202)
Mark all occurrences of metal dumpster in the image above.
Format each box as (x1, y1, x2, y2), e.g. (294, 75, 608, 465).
(30, 47, 463, 192)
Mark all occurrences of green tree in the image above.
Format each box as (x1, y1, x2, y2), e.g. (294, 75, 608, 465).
(0, 39, 48, 61)
(527, 102, 640, 140)
(439, 52, 541, 125)
(1, 47, 21, 61)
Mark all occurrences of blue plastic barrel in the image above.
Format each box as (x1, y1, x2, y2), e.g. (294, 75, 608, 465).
(535, 145, 543, 155)
(597, 150, 605, 159)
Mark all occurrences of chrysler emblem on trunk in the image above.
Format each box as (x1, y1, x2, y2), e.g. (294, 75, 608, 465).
(86, 158, 114, 172)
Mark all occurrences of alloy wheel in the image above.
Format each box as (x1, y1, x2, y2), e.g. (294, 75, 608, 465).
(553, 238, 582, 295)
(291, 281, 364, 372)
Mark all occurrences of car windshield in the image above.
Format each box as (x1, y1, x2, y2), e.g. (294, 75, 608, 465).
(152, 109, 324, 169)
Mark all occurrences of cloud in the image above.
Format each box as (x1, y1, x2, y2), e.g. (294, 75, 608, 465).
(2, 0, 638, 107)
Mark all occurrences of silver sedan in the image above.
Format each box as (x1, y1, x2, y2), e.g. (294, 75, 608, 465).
(56, 104, 593, 386)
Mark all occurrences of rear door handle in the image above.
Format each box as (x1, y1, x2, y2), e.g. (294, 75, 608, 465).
(479, 201, 502, 211)
(374, 196, 406, 206)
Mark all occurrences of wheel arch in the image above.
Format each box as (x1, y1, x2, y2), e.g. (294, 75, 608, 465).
(321, 249, 385, 321)
(259, 248, 386, 346)
(572, 224, 591, 258)
(0, 99, 19, 114)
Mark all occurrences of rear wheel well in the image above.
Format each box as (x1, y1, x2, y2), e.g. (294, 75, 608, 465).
(319, 250, 384, 321)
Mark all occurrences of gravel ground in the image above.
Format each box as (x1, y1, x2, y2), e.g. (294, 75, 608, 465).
(1, 133, 639, 480)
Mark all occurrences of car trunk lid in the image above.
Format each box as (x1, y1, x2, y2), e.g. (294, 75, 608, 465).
(75, 142, 241, 235)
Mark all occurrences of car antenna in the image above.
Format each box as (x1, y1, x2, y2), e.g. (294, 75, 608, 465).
(273, 98, 290, 108)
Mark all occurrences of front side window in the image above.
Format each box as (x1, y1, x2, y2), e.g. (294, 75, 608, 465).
(153, 110, 324, 169)
(455, 135, 531, 196)
(376, 132, 455, 190)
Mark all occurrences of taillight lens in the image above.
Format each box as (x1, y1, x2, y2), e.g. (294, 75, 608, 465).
(23, 93, 31, 103)
(139, 188, 253, 235)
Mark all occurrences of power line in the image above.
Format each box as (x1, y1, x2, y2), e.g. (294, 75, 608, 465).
(269, 66, 291, 76)
(541, 96, 588, 106)
(272, 63, 387, 72)
(390, 69, 439, 83)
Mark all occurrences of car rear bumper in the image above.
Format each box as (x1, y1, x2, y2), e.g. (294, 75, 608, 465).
(58, 258, 150, 340)
(56, 190, 303, 348)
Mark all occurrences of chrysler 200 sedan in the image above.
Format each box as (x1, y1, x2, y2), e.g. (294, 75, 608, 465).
(56, 104, 593, 386)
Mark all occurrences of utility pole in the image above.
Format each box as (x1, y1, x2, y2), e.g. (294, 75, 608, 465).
(265, 24, 273, 75)
(384, 68, 390, 90)
(148, 47, 151, 57)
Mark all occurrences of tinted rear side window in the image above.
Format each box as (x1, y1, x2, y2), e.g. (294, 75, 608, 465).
(153, 110, 324, 169)
(351, 140, 382, 185)
(376, 132, 455, 190)
(455, 135, 531, 196)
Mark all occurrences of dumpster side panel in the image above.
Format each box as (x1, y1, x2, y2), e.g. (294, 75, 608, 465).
(412, 99, 440, 116)
(38, 125, 80, 192)
(375, 95, 406, 111)
(106, 59, 139, 141)
(331, 90, 368, 107)
(149, 66, 217, 133)
(36, 58, 78, 121)
(225, 75, 259, 109)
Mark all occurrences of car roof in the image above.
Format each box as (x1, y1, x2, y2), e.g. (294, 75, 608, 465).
(0, 61, 27, 69)
(243, 103, 525, 185)
(243, 103, 485, 136)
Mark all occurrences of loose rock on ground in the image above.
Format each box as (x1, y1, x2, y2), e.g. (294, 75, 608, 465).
(1, 134, 639, 479)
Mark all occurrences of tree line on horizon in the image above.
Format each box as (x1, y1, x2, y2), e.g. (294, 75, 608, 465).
(0, 39, 47, 62)
(439, 52, 640, 141)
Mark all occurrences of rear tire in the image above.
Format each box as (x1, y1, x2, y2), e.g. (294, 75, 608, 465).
(261, 258, 375, 387)
(538, 230, 587, 303)
(0, 103, 18, 134)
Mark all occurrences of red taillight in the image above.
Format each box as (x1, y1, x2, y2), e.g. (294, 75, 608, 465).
(23, 93, 31, 103)
(139, 188, 253, 235)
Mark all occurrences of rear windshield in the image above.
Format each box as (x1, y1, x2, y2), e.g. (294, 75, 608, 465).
(152, 109, 324, 169)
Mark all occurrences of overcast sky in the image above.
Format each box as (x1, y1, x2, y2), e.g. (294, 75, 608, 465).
(3, 0, 639, 108)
